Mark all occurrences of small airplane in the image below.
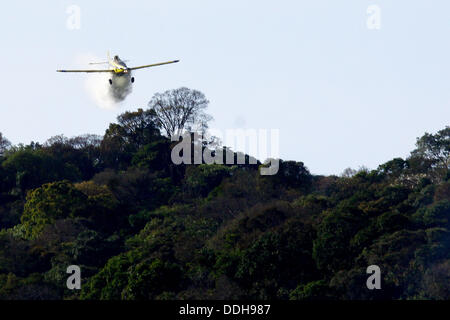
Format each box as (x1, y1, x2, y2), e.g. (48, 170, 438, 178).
(57, 52, 179, 85)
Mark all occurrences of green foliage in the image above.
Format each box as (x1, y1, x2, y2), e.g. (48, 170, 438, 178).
(290, 280, 334, 300)
(100, 108, 161, 170)
(313, 208, 366, 273)
(183, 164, 232, 197)
(0, 132, 11, 157)
(0, 273, 59, 300)
(122, 259, 183, 300)
(2, 149, 80, 195)
(414, 200, 450, 227)
(20, 181, 88, 239)
(0, 116, 448, 300)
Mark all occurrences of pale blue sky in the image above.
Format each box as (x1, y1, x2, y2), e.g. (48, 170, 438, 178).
(0, 0, 448, 175)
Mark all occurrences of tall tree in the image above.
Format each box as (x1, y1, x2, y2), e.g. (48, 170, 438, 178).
(0, 132, 11, 156)
(148, 87, 212, 137)
(100, 109, 160, 169)
(116, 108, 160, 148)
(410, 126, 450, 180)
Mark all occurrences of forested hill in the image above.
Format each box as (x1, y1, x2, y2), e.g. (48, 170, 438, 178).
(0, 106, 448, 299)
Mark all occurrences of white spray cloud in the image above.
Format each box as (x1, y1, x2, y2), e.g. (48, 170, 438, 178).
(75, 53, 133, 110)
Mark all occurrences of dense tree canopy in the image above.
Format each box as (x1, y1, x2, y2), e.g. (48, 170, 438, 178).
(0, 133, 10, 157)
(0, 90, 448, 300)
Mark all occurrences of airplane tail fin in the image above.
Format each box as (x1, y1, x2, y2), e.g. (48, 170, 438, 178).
(89, 61, 109, 65)
(87, 51, 111, 65)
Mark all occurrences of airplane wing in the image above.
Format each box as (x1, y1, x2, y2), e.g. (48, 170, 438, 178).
(129, 60, 180, 71)
(56, 69, 113, 73)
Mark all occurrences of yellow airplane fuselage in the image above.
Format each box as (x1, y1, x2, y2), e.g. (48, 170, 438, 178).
(113, 68, 128, 74)
(110, 58, 129, 74)
(56, 53, 178, 86)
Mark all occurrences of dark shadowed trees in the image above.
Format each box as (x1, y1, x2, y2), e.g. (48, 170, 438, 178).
(410, 127, 450, 180)
(0, 133, 11, 157)
(1, 114, 450, 301)
(100, 108, 161, 169)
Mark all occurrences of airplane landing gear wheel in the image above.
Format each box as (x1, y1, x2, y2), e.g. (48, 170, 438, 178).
(131, 77, 135, 83)
(109, 79, 112, 85)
